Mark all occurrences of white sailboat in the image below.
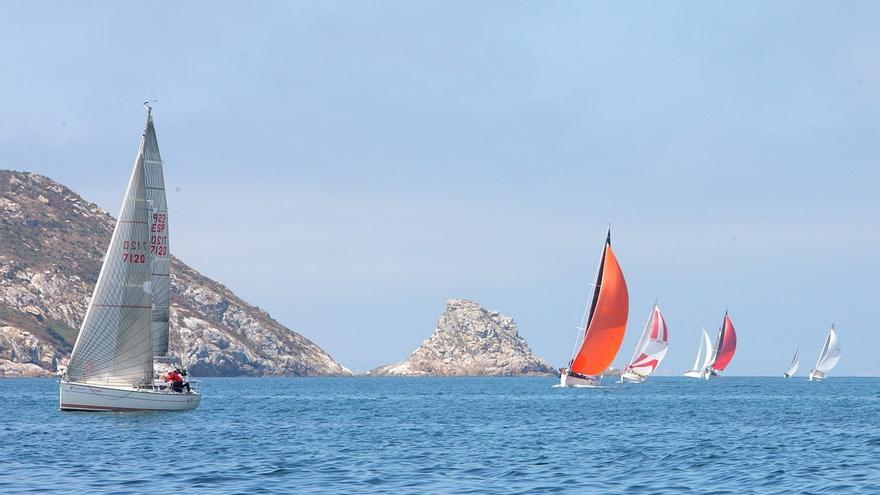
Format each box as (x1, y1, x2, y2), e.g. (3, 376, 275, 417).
(620, 304, 669, 383)
(60, 105, 200, 411)
(783, 347, 799, 378)
(809, 325, 840, 381)
(683, 328, 712, 379)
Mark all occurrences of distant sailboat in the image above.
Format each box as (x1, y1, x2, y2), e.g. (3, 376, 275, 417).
(60, 105, 200, 411)
(705, 311, 737, 378)
(559, 228, 628, 387)
(809, 325, 840, 381)
(620, 304, 669, 383)
(783, 347, 799, 378)
(683, 328, 712, 379)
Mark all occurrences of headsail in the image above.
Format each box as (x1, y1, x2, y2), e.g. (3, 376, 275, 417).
(784, 347, 799, 377)
(143, 111, 171, 357)
(709, 312, 737, 372)
(813, 325, 841, 374)
(689, 330, 706, 372)
(624, 304, 669, 378)
(66, 112, 156, 387)
(569, 230, 629, 376)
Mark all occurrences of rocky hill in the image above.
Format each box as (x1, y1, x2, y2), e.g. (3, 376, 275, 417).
(0, 170, 350, 377)
(369, 299, 554, 376)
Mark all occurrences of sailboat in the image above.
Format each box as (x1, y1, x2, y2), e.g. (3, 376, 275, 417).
(559, 228, 628, 387)
(620, 304, 669, 383)
(59, 105, 200, 411)
(809, 325, 840, 381)
(704, 311, 737, 378)
(783, 347, 799, 378)
(683, 328, 712, 379)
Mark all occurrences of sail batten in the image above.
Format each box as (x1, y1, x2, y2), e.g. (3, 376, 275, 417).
(569, 232, 629, 376)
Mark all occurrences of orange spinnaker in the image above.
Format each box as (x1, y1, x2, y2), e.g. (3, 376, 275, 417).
(571, 244, 629, 376)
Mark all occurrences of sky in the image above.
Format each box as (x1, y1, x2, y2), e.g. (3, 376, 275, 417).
(1, 1, 879, 374)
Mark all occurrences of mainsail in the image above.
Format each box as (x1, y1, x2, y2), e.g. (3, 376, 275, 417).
(623, 304, 669, 378)
(143, 114, 171, 356)
(66, 110, 161, 387)
(784, 347, 799, 377)
(709, 312, 737, 372)
(813, 325, 841, 374)
(569, 230, 629, 376)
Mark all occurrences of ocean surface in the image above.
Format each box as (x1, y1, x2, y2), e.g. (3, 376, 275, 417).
(2, 376, 879, 494)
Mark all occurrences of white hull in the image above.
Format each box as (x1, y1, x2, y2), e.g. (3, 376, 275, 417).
(60, 381, 200, 412)
(808, 370, 826, 381)
(619, 372, 646, 383)
(559, 372, 601, 388)
(683, 370, 709, 379)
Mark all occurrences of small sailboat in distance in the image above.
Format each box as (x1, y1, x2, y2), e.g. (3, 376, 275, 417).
(705, 311, 737, 378)
(559, 228, 628, 387)
(683, 328, 712, 379)
(620, 303, 669, 383)
(60, 105, 200, 411)
(809, 325, 840, 381)
(783, 347, 799, 378)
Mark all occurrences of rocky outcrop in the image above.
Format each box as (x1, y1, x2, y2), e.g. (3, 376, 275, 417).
(0, 170, 350, 376)
(369, 299, 554, 376)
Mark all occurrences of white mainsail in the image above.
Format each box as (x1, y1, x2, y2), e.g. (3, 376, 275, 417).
(813, 325, 841, 375)
(688, 330, 706, 372)
(143, 115, 171, 357)
(623, 305, 669, 379)
(700, 329, 714, 370)
(66, 119, 155, 387)
(783, 347, 799, 377)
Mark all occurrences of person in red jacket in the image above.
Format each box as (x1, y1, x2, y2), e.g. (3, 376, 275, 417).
(164, 369, 190, 393)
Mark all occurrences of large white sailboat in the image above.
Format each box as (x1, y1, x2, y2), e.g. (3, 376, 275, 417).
(783, 347, 799, 378)
(558, 228, 629, 387)
(683, 328, 712, 379)
(60, 105, 200, 412)
(620, 304, 669, 383)
(809, 325, 840, 381)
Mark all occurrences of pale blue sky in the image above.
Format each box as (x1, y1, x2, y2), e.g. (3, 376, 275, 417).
(2, 2, 878, 374)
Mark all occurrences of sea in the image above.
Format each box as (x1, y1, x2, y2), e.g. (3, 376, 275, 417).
(1, 376, 878, 494)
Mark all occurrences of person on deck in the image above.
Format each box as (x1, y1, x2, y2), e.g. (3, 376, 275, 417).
(164, 368, 191, 393)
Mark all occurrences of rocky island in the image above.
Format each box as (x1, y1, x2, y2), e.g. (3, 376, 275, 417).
(0, 170, 350, 377)
(369, 299, 555, 376)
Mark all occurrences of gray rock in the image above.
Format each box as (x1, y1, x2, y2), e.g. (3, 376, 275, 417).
(369, 299, 554, 376)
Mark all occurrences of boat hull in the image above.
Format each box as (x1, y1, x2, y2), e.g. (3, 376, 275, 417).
(683, 370, 709, 379)
(619, 372, 646, 383)
(808, 370, 826, 381)
(559, 372, 601, 387)
(60, 381, 200, 412)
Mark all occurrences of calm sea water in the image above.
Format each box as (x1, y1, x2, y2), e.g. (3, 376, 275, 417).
(1, 376, 879, 494)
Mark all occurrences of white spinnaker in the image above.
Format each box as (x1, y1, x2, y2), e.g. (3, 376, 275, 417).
(66, 125, 154, 387)
(143, 114, 170, 357)
(700, 329, 714, 370)
(690, 331, 705, 371)
(626, 307, 669, 378)
(815, 326, 841, 373)
(785, 348, 799, 376)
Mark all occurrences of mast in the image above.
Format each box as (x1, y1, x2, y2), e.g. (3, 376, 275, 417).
(567, 227, 610, 368)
